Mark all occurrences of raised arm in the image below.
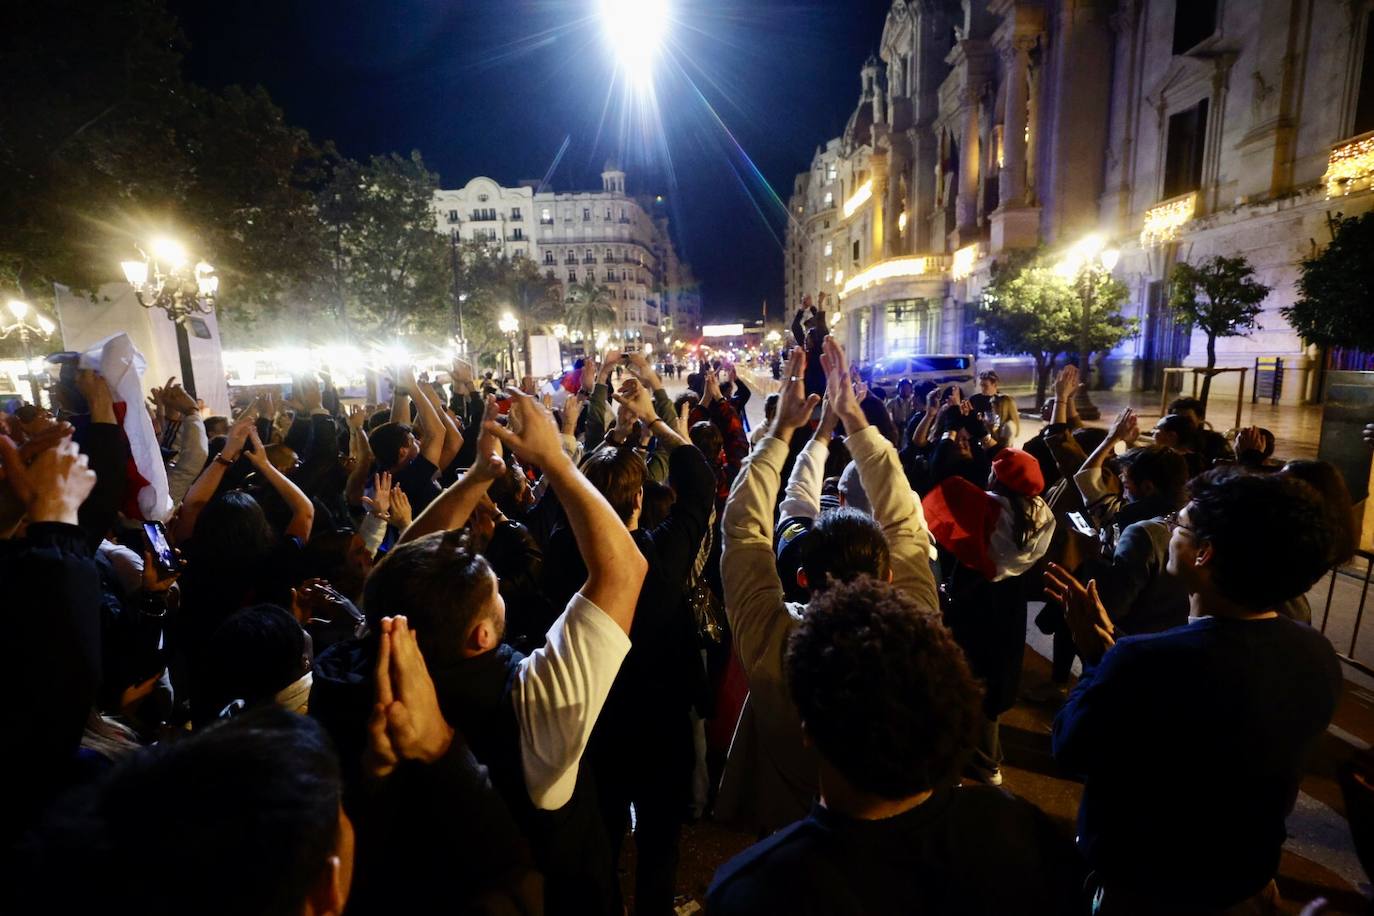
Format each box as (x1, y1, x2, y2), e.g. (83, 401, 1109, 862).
(399, 397, 505, 544)
(778, 398, 836, 523)
(400, 367, 444, 467)
(823, 338, 939, 611)
(169, 412, 253, 544)
(244, 429, 315, 541)
(485, 389, 646, 633)
(722, 349, 820, 674)
(418, 379, 464, 470)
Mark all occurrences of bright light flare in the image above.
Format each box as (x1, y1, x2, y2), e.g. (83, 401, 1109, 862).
(7, 299, 28, 321)
(599, 0, 670, 94)
(151, 238, 188, 269)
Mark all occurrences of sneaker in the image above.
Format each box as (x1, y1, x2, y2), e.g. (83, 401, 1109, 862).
(962, 766, 1004, 787)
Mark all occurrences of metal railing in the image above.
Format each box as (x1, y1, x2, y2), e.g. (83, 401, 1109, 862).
(1319, 549, 1374, 677)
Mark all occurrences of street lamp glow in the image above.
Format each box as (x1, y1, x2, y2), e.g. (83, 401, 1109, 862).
(37, 316, 56, 336)
(1100, 248, 1121, 272)
(553, 323, 568, 339)
(599, 0, 670, 93)
(7, 299, 29, 321)
(499, 312, 519, 334)
(151, 237, 188, 269)
(121, 260, 149, 287)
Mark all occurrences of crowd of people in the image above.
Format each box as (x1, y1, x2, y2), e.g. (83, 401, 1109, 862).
(0, 320, 1361, 915)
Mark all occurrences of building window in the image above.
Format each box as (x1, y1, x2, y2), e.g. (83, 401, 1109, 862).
(824, 191, 834, 207)
(823, 241, 833, 257)
(541, 207, 553, 224)
(825, 266, 834, 282)
(478, 193, 490, 202)
(606, 208, 613, 220)
(1162, 98, 1209, 199)
(513, 248, 524, 258)
(544, 251, 555, 265)
(852, 239, 861, 262)
(447, 209, 459, 222)
(451, 228, 460, 240)
(546, 269, 556, 280)
(886, 300, 929, 354)
(569, 268, 577, 281)
(1355, 11, 1374, 135)
(1172, 0, 1217, 55)
(826, 163, 837, 182)
(583, 208, 592, 221)
(510, 229, 525, 241)
(511, 207, 522, 220)
(620, 207, 628, 222)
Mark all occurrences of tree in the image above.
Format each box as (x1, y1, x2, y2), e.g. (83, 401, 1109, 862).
(1284, 212, 1374, 354)
(1169, 254, 1272, 410)
(504, 259, 565, 378)
(317, 152, 451, 340)
(976, 252, 1136, 408)
(565, 274, 617, 345)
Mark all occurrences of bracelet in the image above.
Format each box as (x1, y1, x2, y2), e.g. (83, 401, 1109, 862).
(368, 510, 391, 521)
(215, 452, 240, 466)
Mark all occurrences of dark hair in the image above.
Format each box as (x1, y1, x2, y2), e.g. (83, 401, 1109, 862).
(787, 578, 981, 798)
(989, 482, 1039, 549)
(1119, 445, 1189, 508)
(1281, 459, 1357, 566)
(369, 422, 412, 472)
(674, 392, 699, 419)
(690, 420, 723, 464)
(1155, 413, 1199, 450)
(204, 416, 229, 437)
(763, 393, 780, 421)
(686, 372, 705, 397)
(581, 444, 647, 523)
(978, 370, 999, 384)
(1168, 396, 1205, 419)
(36, 707, 341, 916)
(366, 408, 392, 431)
(859, 393, 897, 442)
(200, 605, 308, 720)
(640, 479, 675, 530)
(1186, 468, 1334, 610)
(800, 507, 890, 590)
(362, 531, 497, 664)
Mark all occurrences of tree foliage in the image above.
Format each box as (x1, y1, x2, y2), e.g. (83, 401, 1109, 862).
(1169, 254, 1271, 407)
(1284, 212, 1374, 352)
(565, 275, 617, 343)
(976, 251, 1135, 407)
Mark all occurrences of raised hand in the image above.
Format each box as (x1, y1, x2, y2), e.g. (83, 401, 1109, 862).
(612, 378, 657, 423)
(483, 389, 565, 470)
(1044, 562, 1116, 664)
(364, 616, 455, 779)
(18, 421, 74, 463)
(161, 380, 200, 418)
(389, 485, 413, 530)
(598, 350, 621, 385)
(1054, 365, 1080, 402)
(560, 395, 584, 437)
(223, 414, 254, 460)
(27, 438, 98, 526)
(290, 578, 350, 627)
(1108, 407, 1138, 443)
(362, 471, 393, 518)
(244, 429, 271, 468)
(819, 337, 867, 433)
(772, 348, 820, 436)
(76, 370, 116, 421)
(581, 356, 599, 393)
(346, 404, 367, 432)
(470, 396, 506, 480)
(702, 367, 724, 404)
(295, 374, 324, 413)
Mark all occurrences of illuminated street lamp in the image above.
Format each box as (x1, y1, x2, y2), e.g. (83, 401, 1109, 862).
(553, 323, 569, 370)
(498, 311, 519, 380)
(2, 298, 57, 405)
(598, 0, 670, 95)
(1055, 235, 1121, 421)
(121, 237, 219, 398)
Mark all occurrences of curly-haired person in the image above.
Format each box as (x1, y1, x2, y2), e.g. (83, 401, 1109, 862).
(707, 578, 1083, 915)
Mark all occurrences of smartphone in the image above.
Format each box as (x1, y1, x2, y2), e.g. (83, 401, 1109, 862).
(143, 521, 181, 576)
(1067, 511, 1097, 537)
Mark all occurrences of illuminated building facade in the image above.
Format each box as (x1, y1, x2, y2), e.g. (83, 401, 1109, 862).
(435, 161, 701, 345)
(786, 0, 1374, 402)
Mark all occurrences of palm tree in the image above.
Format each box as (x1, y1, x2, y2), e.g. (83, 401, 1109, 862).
(506, 259, 565, 378)
(565, 274, 617, 349)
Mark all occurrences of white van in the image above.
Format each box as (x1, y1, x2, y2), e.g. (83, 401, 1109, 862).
(862, 353, 976, 393)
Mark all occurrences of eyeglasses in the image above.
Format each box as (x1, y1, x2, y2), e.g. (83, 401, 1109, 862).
(1164, 510, 1195, 535)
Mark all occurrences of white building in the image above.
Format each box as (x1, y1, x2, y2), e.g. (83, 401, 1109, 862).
(786, 0, 1374, 403)
(434, 162, 702, 348)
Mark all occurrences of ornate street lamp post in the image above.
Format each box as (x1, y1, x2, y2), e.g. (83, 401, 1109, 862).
(2, 299, 57, 405)
(1055, 236, 1120, 421)
(121, 238, 219, 399)
(498, 311, 519, 381)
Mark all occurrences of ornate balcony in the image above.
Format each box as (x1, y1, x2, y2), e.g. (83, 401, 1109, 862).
(1140, 191, 1198, 247)
(1325, 131, 1374, 198)
(837, 254, 952, 300)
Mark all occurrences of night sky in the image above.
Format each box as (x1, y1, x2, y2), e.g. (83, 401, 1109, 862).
(171, 0, 893, 323)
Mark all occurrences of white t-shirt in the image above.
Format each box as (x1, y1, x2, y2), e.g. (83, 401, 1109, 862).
(512, 591, 631, 810)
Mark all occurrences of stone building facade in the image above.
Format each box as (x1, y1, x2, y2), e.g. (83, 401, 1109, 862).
(785, 0, 1374, 403)
(435, 162, 702, 347)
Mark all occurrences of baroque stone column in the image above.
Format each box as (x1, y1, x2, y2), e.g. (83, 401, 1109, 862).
(956, 90, 981, 234)
(998, 36, 1034, 207)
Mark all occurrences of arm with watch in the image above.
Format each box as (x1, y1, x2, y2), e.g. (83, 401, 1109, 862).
(167, 412, 256, 544)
